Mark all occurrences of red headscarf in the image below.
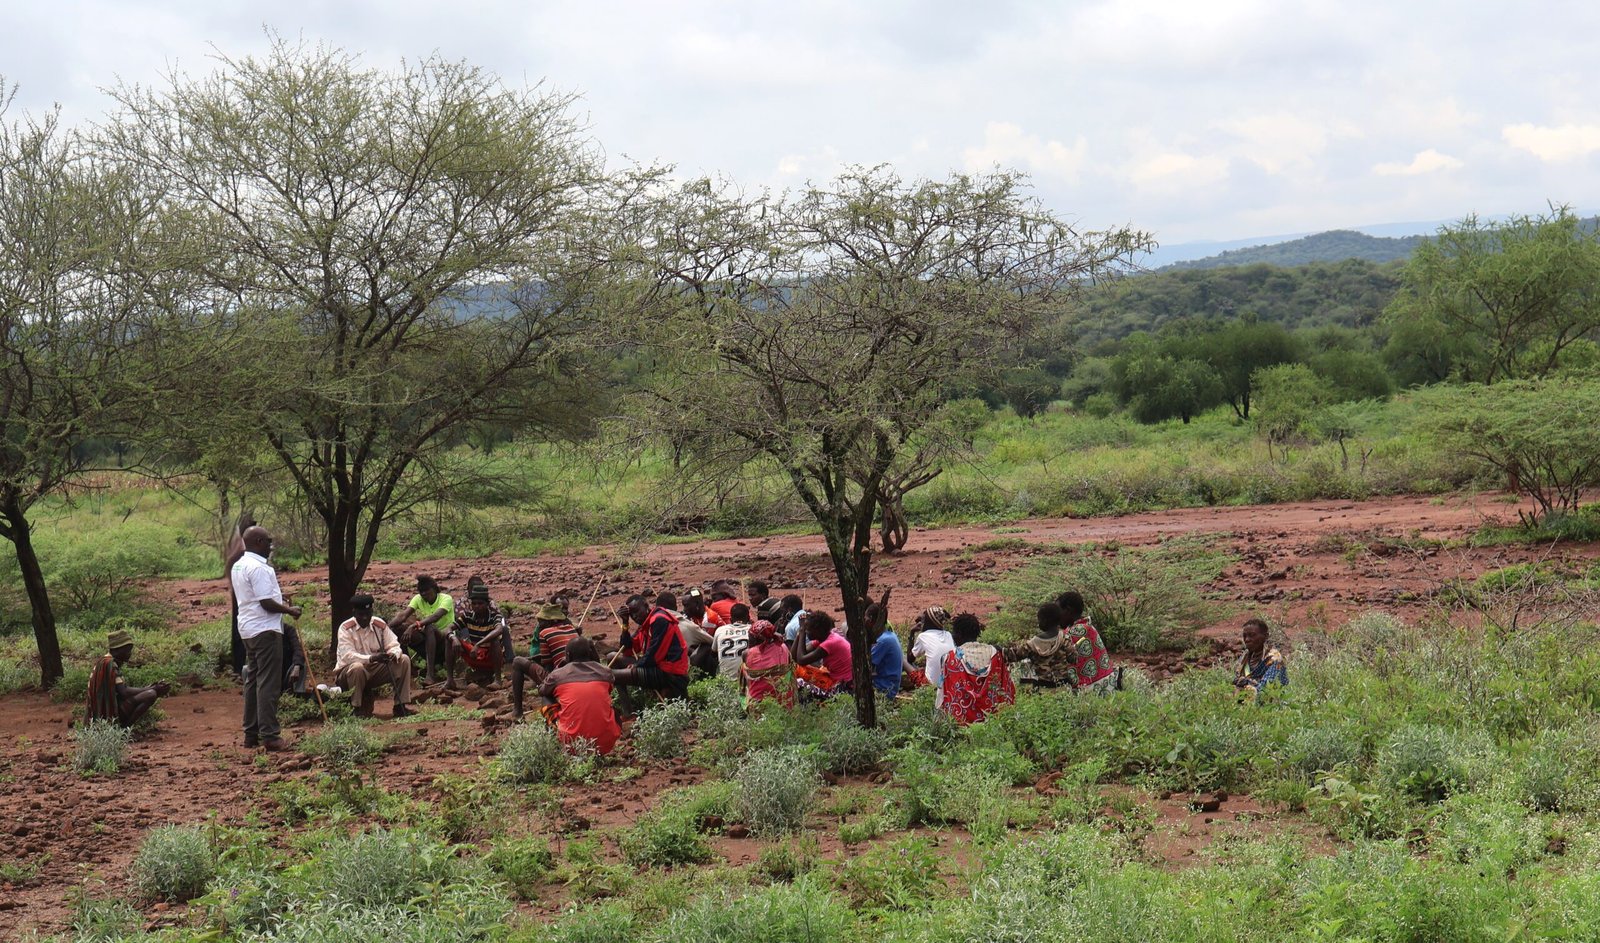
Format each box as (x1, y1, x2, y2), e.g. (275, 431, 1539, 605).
(748, 619, 780, 646)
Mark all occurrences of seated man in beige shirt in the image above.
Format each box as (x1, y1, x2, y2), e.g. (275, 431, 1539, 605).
(335, 593, 415, 718)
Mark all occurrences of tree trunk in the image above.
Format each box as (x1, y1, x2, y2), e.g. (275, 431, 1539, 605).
(3, 499, 63, 688)
(879, 497, 909, 554)
(821, 519, 877, 729)
(325, 540, 358, 668)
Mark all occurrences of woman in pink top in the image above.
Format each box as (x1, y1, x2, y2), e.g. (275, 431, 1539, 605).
(792, 610, 854, 700)
(741, 620, 793, 707)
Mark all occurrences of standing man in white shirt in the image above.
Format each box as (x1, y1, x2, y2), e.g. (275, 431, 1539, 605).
(230, 526, 301, 751)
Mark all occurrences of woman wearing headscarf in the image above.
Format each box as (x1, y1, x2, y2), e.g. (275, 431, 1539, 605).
(740, 619, 793, 707)
(939, 612, 1015, 726)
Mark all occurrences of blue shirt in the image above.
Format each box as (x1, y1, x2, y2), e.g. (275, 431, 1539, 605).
(870, 628, 904, 698)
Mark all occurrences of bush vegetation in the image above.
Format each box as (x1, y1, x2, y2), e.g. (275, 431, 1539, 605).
(632, 699, 695, 761)
(129, 825, 215, 903)
(498, 722, 586, 784)
(35, 587, 1600, 942)
(983, 537, 1231, 651)
(72, 720, 133, 775)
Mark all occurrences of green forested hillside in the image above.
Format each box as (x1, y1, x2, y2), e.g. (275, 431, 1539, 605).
(1160, 229, 1425, 271)
(1076, 258, 1404, 348)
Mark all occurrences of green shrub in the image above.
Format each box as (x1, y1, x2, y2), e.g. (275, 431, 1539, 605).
(130, 825, 215, 902)
(950, 827, 1138, 942)
(45, 522, 207, 612)
(542, 902, 639, 943)
(1514, 725, 1600, 813)
(820, 715, 891, 775)
(983, 538, 1230, 652)
(313, 829, 465, 908)
(1378, 725, 1470, 803)
(1159, 716, 1258, 792)
(299, 721, 382, 775)
(1284, 722, 1364, 779)
(837, 814, 889, 845)
(1433, 793, 1551, 877)
(69, 892, 143, 942)
(633, 699, 695, 761)
(619, 787, 725, 869)
(499, 722, 573, 784)
(279, 691, 354, 725)
(73, 719, 132, 775)
(735, 746, 819, 836)
(830, 835, 942, 910)
(485, 836, 554, 898)
(242, 888, 509, 943)
(754, 840, 819, 885)
(882, 687, 958, 749)
(660, 877, 850, 943)
(692, 678, 746, 741)
(0, 658, 31, 696)
(892, 747, 1017, 841)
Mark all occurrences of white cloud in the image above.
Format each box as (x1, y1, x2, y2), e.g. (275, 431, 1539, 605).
(1219, 113, 1340, 174)
(1502, 123, 1600, 161)
(1373, 149, 1463, 176)
(962, 122, 1088, 181)
(4, 0, 1600, 245)
(1127, 151, 1229, 189)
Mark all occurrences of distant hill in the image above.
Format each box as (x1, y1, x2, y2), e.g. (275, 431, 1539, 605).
(1158, 230, 1427, 271)
(1075, 258, 1405, 348)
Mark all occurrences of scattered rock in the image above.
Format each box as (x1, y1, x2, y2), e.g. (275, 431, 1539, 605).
(726, 824, 749, 839)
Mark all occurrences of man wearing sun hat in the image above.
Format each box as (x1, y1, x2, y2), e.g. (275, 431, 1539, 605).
(511, 602, 581, 720)
(85, 630, 171, 728)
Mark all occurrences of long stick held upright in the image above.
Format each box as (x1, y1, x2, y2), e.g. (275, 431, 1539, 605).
(574, 578, 605, 630)
(286, 601, 328, 725)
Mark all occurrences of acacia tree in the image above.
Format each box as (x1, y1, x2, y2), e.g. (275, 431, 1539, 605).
(1384, 208, 1600, 384)
(109, 40, 622, 650)
(633, 168, 1151, 727)
(0, 100, 177, 686)
(1420, 377, 1600, 524)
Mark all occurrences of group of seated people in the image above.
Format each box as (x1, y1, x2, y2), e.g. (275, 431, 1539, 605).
(84, 574, 1289, 753)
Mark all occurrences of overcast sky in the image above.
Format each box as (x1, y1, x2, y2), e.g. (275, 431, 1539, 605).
(6, 0, 1598, 246)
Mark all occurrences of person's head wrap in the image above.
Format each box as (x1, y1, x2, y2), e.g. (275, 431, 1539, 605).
(748, 620, 779, 646)
(537, 603, 568, 622)
(920, 606, 951, 631)
(468, 585, 491, 602)
(107, 630, 134, 651)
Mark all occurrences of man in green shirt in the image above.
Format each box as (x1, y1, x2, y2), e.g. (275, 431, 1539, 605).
(389, 575, 454, 684)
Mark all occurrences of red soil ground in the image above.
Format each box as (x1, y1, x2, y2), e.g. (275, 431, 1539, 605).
(3, 490, 1592, 935)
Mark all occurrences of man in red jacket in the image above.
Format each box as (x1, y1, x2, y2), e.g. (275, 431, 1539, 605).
(611, 592, 690, 710)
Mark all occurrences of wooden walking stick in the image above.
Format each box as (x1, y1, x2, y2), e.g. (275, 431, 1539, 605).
(574, 577, 606, 630)
(286, 610, 329, 725)
(605, 603, 632, 668)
